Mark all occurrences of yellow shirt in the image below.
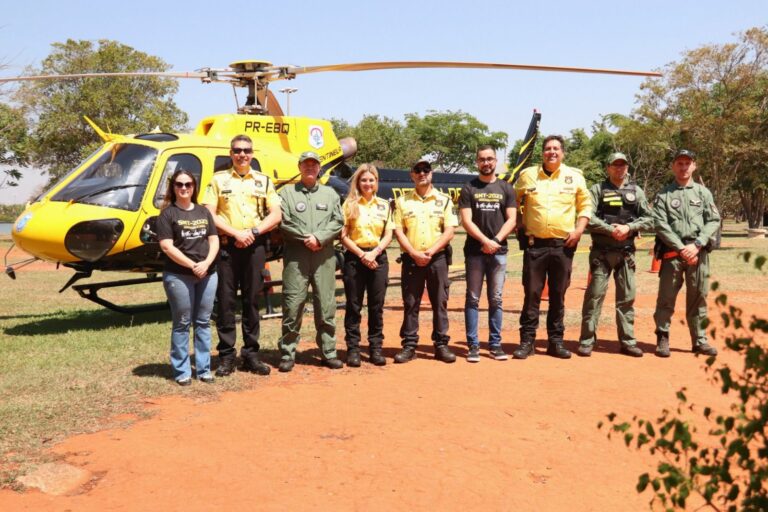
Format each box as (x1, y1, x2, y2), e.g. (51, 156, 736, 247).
(344, 196, 393, 249)
(201, 168, 280, 229)
(394, 188, 459, 251)
(514, 164, 592, 239)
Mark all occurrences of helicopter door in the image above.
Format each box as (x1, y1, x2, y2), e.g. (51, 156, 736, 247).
(152, 153, 204, 208)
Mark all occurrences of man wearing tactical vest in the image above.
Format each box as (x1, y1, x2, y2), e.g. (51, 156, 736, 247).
(577, 152, 653, 357)
(652, 149, 720, 358)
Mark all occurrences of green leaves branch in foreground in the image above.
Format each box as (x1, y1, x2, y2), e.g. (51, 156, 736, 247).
(599, 252, 767, 511)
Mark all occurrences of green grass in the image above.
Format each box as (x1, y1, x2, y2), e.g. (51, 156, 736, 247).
(0, 227, 766, 485)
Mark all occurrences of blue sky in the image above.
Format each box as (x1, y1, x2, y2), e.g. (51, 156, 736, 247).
(1, 0, 766, 202)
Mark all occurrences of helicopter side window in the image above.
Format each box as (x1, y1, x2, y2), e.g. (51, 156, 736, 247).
(50, 144, 158, 211)
(153, 154, 203, 209)
(213, 156, 262, 173)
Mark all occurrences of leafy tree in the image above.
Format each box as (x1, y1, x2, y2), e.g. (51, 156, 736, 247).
(332, 115, 422, 168)
(405, 110, 507, 173)
(632, 27, 768, 227)
(0, 103, 29, 189)
(15, 39, 188, 182)
(600, 253, 768, 511)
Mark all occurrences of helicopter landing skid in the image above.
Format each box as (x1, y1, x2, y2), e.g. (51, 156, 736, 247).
(71, 275, 168, 314)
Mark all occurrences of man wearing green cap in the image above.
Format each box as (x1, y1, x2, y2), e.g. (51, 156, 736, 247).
(652, 149, 720, 357)
(577, 152, 653, 357)
(277, 151, 344, 372)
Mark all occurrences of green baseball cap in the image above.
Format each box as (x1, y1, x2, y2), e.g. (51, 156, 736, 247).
(606, 152, 629, 165)
(298, 151, 321, 164)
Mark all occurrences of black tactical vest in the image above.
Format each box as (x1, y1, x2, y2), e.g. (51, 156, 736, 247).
(596, 181, 639, 225)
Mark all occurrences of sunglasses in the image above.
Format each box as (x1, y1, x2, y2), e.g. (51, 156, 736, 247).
(412, 167, 432, 174)
(231, 147, 253, 155)
(174, 182, 194, 189)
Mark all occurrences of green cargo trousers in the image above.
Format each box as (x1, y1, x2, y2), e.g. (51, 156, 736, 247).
(278, 250, 339, 361)
(653, 252, 710, 347)
(579, 248, 638, 347)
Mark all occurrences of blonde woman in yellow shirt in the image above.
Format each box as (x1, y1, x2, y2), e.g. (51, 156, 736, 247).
(341, 164, 393, 367)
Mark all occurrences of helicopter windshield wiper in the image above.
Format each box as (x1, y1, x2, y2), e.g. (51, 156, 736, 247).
(71, 184, 143, 203)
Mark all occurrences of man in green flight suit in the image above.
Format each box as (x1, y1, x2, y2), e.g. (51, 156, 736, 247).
(277, 151, 344, 372)
(652, 149, 720, 358)
(577, 152, 654, 357)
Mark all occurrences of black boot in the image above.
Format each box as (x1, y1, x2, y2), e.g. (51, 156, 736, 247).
(369, 348, 387, 366)
(346, 349, 361, 367)
(546, 341, 571, 359)
(215, 355, 236, 377)
(513, 341, 535, 360)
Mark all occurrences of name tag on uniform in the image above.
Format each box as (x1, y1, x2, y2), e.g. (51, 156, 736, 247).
(690, 199, 702, 206)
(316, 203, 328, 211)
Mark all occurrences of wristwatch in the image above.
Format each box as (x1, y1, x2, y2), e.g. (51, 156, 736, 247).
(251, 227, 261, 237)
(491, 236, 502, 245)
(693, 240, 703, 249)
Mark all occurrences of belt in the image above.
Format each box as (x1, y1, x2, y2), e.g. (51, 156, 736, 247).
(662, 250, 680, 260)
(529, 237, 565, 248)
(593, 244, 635, 253)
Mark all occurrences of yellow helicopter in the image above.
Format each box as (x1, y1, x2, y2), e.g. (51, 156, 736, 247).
(2, 59, 659, 313)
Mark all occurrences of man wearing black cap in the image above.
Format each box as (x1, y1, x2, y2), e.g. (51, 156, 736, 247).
(392, 158, 458, 364)
(276, 151, 344, 372)
(577, 152, 653, 357)
(652, 149, 720, 357)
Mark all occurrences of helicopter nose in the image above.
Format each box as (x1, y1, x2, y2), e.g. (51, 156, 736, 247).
(64, 219, 124, 262)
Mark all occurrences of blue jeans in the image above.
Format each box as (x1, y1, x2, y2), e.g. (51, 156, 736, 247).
(464, 253, 507, 346)
(163, 271, 218, 381)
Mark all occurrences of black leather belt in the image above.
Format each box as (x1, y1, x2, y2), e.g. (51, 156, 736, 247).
(530, 237, 565, 248)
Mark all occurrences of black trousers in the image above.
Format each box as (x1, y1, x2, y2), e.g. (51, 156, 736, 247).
(342, 251, 389, 350)
(399, 252, 450, 348)
(215, 238, 266, 357)
(519, 242, 575, 344)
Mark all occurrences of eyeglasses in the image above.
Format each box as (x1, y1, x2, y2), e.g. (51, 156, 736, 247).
(174, 182, 194, 189)
(412, 167, 432, 174)
(231, 147, 253, 155)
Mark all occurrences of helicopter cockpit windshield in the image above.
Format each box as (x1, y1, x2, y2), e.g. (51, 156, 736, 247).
(50, 144, 158, 211)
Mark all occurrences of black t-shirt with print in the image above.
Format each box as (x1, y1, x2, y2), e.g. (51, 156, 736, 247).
(156, 203, 218, 275)
(458, 178, 516, 255)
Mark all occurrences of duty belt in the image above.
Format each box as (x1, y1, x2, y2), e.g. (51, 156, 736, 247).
(592, 244, 636, 253)
(528, 237, 565, 248)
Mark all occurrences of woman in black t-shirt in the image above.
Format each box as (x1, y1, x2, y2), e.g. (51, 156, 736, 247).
(157, 169, 219, 386)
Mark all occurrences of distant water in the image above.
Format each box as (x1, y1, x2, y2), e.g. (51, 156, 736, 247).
(0, 223, 12, 235)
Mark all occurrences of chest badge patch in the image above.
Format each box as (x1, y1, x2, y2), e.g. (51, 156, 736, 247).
(316, 203, 328, 211)
(625, 192, 636, 202)
(376, 204, 386, 211)
(295, 202, 307, 212)
(435, 200, 444, 207)
(670, 198, 682, 209)
(565, 176, 573, 184)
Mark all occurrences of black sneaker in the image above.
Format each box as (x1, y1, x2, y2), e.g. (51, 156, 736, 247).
(346, 350, 361, 367)
(467, 345, 480, 363)
(394, 347, 416, 364)
(434, 345, 456, 363)
(242, 354, 271, 375)
(215, 356, 236, 377)
(489, 346, 508, 361)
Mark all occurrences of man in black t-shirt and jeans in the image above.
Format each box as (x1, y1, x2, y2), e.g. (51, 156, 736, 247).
(458, 145, 517, 362)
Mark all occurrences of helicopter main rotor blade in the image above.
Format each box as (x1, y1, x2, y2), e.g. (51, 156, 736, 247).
(0, 71, 208, 84)
(278, 60, 661, 78)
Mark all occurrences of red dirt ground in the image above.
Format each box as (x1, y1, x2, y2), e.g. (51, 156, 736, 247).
(0, 255, 745, 511)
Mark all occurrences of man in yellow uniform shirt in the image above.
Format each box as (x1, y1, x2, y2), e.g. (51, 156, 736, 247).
(513, 135, 592, 359)
(393, 158, 458, 364)
(202, 134, 281, 376)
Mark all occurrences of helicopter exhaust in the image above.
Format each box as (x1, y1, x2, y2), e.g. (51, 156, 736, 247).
(339, 137, 358, 161)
